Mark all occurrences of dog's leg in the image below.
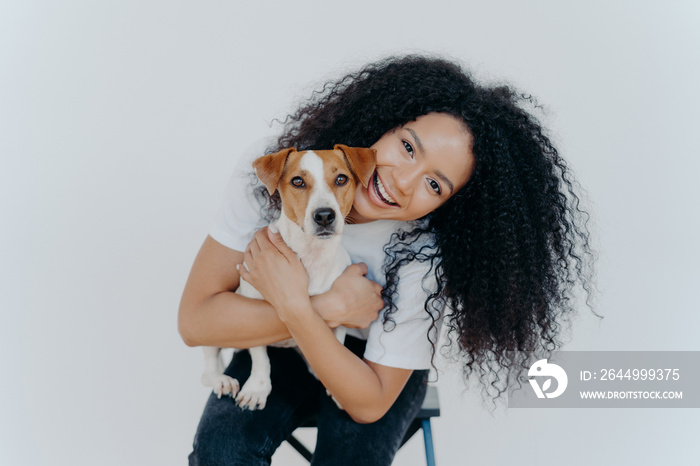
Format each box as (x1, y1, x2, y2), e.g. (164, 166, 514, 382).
(201, 346, 240, 399)
(235, 346, 272, 410)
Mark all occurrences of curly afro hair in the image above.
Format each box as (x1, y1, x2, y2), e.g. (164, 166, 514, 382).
(262, 55, 597, 405)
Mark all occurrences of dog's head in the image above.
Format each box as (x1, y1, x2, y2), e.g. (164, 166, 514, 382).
(253, 145, 376, 238)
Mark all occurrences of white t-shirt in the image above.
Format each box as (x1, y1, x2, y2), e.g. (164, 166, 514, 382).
(209, 141, 441, 370)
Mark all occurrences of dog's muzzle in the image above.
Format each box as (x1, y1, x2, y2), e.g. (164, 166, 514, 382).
(313, 208, 337, 237)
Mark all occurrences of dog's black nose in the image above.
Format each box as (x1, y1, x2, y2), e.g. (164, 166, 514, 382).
(313, 208, 336, 227)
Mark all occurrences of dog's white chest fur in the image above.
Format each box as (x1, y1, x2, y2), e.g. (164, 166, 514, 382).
(277, 218, 351, 295)
(236, 216, 350, 350)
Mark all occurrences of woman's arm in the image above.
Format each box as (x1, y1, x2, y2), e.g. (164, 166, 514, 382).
(239, 229, 413, 423)
(282, 304, 413, 424)
(178, 235, 383, 348)
(178, 235, 290, 348)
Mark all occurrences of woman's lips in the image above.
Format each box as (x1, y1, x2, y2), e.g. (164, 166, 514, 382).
(371, 171, 399, 207)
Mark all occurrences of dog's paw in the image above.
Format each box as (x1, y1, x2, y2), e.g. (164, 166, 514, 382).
(202, 373, 240, 399)
(235, 377, 272, 410)
(326, 389, 344, 410)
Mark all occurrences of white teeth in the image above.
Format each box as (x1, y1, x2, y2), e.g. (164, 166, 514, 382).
(375, 174, 397, 205)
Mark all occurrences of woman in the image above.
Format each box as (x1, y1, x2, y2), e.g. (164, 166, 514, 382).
(179, 55, 595, 465)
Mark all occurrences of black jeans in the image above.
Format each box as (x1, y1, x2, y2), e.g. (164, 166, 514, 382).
(189, 336, 429, 466)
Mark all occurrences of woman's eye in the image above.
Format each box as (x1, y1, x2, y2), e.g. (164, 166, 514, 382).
(403, 140, 414, 157)
(429, 179, 441, 195)
(291, 176, 305, 187)
(335, 174, 348, 186)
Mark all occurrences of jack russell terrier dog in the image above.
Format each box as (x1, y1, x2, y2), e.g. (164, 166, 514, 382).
(201, 144, 376, 410)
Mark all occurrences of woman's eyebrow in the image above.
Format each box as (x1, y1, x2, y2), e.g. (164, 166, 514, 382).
(435, 170, 455, 195)
(406, 127, 455, 195)
(406, 127, 425, 153)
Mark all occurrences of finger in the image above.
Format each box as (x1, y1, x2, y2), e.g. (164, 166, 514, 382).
(352, 262, 369, 276)
(376, 298, 386, 312)
(243, 249, 255, 272)
(253, 228, 273, 249)
(252, 227, 291, 266)
(253, 227, 284, 258)
(246, 237, 262, 259)
(376, 300, 385, 313)
(236, 263, 251, 283)
(267, 225, 299, 263)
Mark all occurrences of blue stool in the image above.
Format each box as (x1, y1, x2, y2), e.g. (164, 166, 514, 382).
(286, 386, 440, 465)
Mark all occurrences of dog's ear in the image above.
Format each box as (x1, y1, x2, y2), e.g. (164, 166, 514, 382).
(334, 144, 377, 188)
(252, 147, 296, 195)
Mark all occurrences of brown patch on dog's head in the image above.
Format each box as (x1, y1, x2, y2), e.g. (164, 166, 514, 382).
(333, 144, 377, 189)
(252, 147, 296, 195)
(316, 149, 357, 218)
(274, 151, 314, 226)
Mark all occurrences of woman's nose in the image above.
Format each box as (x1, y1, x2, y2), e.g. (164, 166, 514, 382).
(393, 164, 420, 195)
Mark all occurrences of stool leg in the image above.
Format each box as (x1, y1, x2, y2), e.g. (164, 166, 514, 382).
(287, 434, 313, 462)
(421, 419, 436, 466)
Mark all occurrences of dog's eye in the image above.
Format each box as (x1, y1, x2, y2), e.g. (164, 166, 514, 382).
(335, 174, 348, 186)
(291, 176, 305, 188)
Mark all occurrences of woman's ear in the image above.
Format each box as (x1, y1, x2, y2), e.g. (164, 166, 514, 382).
(334, 144, 377, 188)
(252, 147, 296, 195)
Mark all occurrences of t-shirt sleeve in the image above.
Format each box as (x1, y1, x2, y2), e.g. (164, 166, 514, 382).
(209, 141, 271, 252)
(363, 259, 442, 370)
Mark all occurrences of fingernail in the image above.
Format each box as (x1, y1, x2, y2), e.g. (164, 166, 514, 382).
(268, 223, 279, 234)
(235, 264, 240, 271)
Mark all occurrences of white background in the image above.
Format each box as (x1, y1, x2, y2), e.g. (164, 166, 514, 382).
(2, 1, 699, 465)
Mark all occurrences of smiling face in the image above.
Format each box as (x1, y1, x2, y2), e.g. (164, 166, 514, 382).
(347, 112, 475, 223)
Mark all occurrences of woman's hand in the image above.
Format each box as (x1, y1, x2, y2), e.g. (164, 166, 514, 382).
(318, 263, 385, 329)
(238, 227, 311, 319)
(238, 226, 385, 329)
